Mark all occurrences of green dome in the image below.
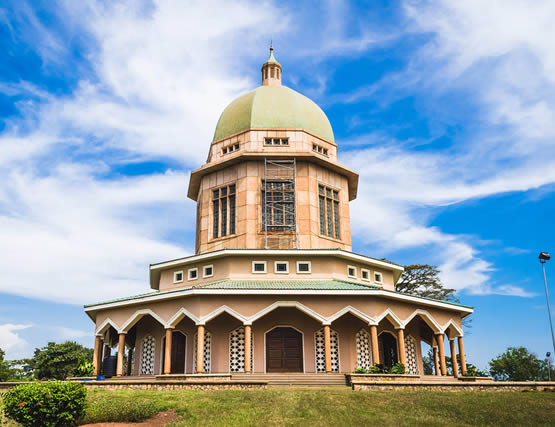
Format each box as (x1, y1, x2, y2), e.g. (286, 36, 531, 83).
(213, 85, 335, 142)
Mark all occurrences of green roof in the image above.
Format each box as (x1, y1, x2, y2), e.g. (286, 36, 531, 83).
(85, 279, 472, 310)
(213, 85, 335, 142)
(195, 279, 380, 290)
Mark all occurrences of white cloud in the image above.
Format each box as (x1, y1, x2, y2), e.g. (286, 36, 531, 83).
(340, 1, 555, 296)
(1, 0, 553, 306)
(0, 0, 285, 305)
(58, 327, 91, 340)
(0, 324, 31, 356)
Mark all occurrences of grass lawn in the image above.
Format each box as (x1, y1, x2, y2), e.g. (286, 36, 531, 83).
(2, 387, 555, 426)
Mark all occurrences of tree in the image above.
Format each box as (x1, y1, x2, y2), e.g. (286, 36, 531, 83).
(33, 341, 93, 380)
(396, 264, 458, 302)
(0, 347, 13, 381)
(489, 347, 544, 381)
(422, 347, 487, 376)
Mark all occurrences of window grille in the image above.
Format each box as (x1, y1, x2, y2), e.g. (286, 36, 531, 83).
(262, 159, 298, 249)
(318, 184, 340, 240)
(212, 184, 236, 239)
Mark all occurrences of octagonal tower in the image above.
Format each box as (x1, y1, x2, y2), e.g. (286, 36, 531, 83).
(188, 47, 359, 254)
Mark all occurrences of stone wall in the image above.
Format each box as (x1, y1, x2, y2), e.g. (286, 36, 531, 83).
(351, 381, 555, 392)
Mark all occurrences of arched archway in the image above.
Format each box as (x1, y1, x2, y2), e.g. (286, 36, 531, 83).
(265, 327, 303, 372)
(380, 332, 398, 369)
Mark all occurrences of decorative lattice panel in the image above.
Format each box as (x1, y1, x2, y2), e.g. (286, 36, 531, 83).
(193, 331, 212, 373)
(356, 329, 371, 370)
(405, 335, 418, 374)
(315, 328, 340, 372)
(140, 335, 155, 375)
(229, 327, 254, 372)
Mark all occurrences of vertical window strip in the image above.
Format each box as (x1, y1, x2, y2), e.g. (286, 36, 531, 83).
(213, 199, 219, 238)
(319, 196, 325, 235)
(333, 200, 340, 239)
(229, 194, 236, 235)
(221, 197, 227, 236)
(326, 198, 333, 236)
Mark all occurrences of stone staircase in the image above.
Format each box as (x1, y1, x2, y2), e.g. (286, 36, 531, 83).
(232, 373, 348, 387)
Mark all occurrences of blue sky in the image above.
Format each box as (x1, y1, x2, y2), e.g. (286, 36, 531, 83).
(0, 0, 554, 370)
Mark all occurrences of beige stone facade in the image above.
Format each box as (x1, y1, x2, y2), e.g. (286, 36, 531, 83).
(85, 48, 473, 379)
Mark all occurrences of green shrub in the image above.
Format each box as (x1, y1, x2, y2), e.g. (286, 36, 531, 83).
(73, 362, 94, 377)
(354, 367, 367, 374)
(3, 381, 87, 426)
(391, 362, 406, 374)
(368, 364, 388, 374)
(83, 396, 161, 423)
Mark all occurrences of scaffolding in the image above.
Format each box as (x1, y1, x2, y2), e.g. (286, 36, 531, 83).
(262, 158, 298, 249)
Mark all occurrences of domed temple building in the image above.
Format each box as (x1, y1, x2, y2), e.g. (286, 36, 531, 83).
(85, 48, 473, 380)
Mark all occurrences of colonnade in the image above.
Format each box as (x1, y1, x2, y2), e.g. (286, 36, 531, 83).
(92, 323, 468, 377)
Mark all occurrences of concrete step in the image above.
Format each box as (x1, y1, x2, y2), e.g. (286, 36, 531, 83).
(232, 373, 347, 386)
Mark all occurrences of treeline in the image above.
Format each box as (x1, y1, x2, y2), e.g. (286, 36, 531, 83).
(422, 346, 554, 381)
(0, 341, 93, 381)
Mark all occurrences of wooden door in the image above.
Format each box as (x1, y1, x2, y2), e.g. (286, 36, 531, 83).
(162, 332, 186, 374)
(171, 332, 186, 374)
(266, 327, 303, 372)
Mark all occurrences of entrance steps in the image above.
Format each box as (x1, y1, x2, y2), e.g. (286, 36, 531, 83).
(232, 373, 347, 386)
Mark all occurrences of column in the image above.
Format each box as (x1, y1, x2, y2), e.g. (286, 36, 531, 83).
(450, 339, 459, 378)
(116, 333, 126, 377)
(436, 333, 447, 376)
(244, 325, 252, 373)
(93, 335, 102, 376)
(370, 325, 379, 365)
(164, 328, 173, 375)
(324, 325, 332, 373)
(397, 328, 406, 366)
(433, 347, 440, 376)
(196, 325, 205, 374)
(457, 336, 467, 375)
(104, 343, 111, 357)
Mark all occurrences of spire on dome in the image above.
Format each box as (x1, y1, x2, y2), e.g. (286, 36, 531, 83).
(261, 43, 282, 86)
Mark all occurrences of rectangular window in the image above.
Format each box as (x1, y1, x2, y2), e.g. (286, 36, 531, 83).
(264, 138, 289, 146)
(374, 272, 383, 283)
(188, 268, 198, 280)
(262, 180, 295, 232)
(312, 143, 328, 156)
(203, 265, 214, 278)
(348, 266, 357, 278)
(252, 261, 267, 273)
(173, 271, 184, 283)
(212, 184, 236, 239)
(361, 269, 370, 281)
(221, 196, 227, 237)
(274, 261, 289, 273)
(212, 198, 219, 239)
(222, 143, 240, 155)
(296, 261, 311, 273)
(318, 184, 341, 240)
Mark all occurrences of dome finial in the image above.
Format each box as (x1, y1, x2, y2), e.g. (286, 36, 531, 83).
(261, 43, 282, 86)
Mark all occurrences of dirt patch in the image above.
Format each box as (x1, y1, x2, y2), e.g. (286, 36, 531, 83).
(80, 410, 177, 426)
